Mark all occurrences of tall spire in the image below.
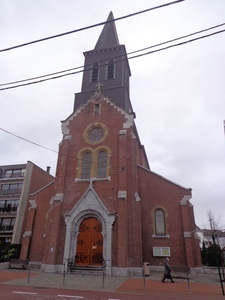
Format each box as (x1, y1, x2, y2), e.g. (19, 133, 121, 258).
(94, 12, 119, 50)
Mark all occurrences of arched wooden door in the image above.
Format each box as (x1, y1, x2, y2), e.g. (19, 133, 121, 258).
(76, 217, 103, 266)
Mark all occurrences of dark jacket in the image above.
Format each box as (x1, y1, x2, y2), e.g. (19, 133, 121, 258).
(164, 260, 172, 275)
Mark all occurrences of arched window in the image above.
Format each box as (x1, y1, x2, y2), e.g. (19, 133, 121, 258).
(155, 209, 166, 236)
(81, 152, 91, 179)
(97, 151, 107, 178)
(107, 60, 115, 79)
(91, 63, 99, 82)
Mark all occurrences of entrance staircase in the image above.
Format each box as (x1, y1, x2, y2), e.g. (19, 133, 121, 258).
(69, 265, 104, 276)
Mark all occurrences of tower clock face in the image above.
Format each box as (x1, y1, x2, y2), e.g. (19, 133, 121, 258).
(88, 127, 104, 142)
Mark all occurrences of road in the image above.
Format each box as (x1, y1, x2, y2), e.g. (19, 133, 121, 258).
(1, 283, 224, 300)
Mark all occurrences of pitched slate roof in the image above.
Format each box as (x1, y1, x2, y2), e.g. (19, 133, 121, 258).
(94, 11, 119, 50)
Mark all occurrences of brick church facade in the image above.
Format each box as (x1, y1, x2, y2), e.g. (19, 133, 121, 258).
(20, 12, 202, 275)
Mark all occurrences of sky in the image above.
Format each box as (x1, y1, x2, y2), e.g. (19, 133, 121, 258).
(0, 0, 225, 229)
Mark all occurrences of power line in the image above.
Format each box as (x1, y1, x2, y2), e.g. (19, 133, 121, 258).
(0, 65, 84, 87)
(128, 22, 225, 56)
(0, 0, 184, 53)
(128, 28, 225, 60)
(1, 26, 225, 91)
(1, 22, 225, 89)
(0, 127, 123, 173)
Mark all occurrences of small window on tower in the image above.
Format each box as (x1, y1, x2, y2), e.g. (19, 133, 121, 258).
(107, 60, 115, 80)
(95, 103, 100, 114)
(91, 63, 99, 82)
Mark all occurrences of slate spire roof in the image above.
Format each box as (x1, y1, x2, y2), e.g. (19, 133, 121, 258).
(94, 11, 119, 50)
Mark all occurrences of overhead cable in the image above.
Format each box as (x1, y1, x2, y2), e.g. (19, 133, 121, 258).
(0, 128, 124, 175)
(0, 0, 184, 53)
(0, 27, 224, 91)
(1, 21, 225, 89)
(0, 127, 123, 172)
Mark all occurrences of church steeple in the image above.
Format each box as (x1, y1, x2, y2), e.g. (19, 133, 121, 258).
(94, 12, 119, 50)
(73, 12, 133, 114)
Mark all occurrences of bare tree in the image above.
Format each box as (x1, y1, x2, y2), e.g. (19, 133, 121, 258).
(207, 210, 225, 249)
(207, 210, 225, 287)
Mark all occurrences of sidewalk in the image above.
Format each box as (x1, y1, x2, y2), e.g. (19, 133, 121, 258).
(0, 263, 224, 299)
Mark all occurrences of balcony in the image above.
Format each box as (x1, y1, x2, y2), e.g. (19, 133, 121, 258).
(0, 189, 22, 196)
(0, 207, 18, 214)
(0, 225, 14, 232)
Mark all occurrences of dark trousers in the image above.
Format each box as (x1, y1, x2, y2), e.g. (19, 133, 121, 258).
(162, 273, 174, 282)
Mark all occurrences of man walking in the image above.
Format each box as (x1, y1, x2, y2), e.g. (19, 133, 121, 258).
(162, 257, 174, 283)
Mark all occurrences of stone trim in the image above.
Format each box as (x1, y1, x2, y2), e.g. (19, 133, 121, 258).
(118, 190, 127, 199)
(29, 200, 37, 210)
(63, 135, 71, 140)
(184, 231, 191, 238)
(152, 234, 170, 239)
(135, 192, 141, 202)
(119, 129, 127, 135)
(23, 231, 32, 237)
(53, 193, 64, 202)
(180, 195, 192, 206)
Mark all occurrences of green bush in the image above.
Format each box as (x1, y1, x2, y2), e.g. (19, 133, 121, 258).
(4, 244, 21, 259)
(206, 243, 222, 266)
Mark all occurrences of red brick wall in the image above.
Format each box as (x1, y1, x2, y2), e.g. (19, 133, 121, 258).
(19, 163, 55, 248)
(29, 163, 55, 194)
(21, 182, 54, 261)
(40, 99, 147, 268)
(137, 165, 201, 268)
(24, 97, 201, 270)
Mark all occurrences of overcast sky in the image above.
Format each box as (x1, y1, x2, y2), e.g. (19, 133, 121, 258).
(1, 0, 225, 228)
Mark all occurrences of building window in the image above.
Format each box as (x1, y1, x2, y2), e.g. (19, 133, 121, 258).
(0, 184, 22, 195)
(3, 169, 25, 179)
(83, 123, 108, 145)
(91, 63, 99, 82)
(107, 60, 115, 79)
(0, 200, 19, 213)
(88, 127, 104, 143)
(81, 152, 91, 179)
(94, 103, 100, 114)
(153, 247, 170, 257)
(155, 209, 166, 236)
(77, 146, 111, 180)
(97, 151, 107, 178)
(0, 218, 16, 232)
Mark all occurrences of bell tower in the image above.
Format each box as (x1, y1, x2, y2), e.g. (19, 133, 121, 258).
(73, 12, 133, 114)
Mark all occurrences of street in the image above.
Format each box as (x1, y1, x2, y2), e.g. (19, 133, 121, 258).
(1, 283, 224, 300)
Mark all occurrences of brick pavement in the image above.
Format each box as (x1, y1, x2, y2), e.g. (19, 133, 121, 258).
(0, 263, 224, 299)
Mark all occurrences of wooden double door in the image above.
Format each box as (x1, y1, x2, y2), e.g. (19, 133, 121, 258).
(76, 217, 103, 266)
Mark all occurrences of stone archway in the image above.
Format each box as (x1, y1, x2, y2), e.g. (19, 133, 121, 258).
(63, 187, 115, 275)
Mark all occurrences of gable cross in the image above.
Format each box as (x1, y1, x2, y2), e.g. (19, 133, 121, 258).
(96, 82, 103, 92)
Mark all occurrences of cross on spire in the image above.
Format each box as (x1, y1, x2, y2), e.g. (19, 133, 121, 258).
(96, 82, 103, 92)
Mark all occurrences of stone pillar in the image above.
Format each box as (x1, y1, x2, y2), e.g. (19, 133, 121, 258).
(117, 129, 128, 268)
(42, 137, 70, 271)
(180, 195, 201, 268)
(20, 201, 36, 259)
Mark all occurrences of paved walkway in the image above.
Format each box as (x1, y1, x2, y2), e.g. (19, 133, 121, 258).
(0, 263, 224, 299)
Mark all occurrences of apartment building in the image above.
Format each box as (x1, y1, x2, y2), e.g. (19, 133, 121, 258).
(0, 162, 54, 260)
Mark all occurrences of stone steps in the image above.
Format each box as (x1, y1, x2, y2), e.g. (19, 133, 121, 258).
(70, 265, 104, 276)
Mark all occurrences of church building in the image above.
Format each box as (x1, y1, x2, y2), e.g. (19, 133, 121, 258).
(20, 12, 202, 275)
